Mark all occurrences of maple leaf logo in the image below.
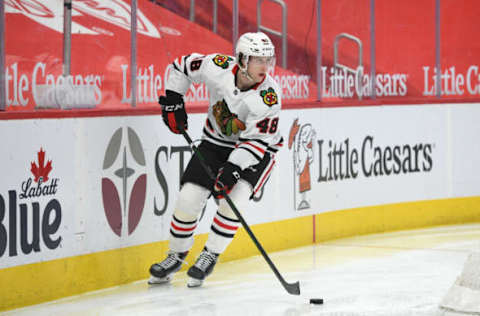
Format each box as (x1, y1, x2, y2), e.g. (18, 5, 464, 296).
(31, 148, 53, 183)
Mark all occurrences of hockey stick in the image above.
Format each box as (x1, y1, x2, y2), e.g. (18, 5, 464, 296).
(180, 128, 301, 295)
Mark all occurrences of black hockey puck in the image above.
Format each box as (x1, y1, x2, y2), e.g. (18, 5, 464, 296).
(309, 298, 324, 305)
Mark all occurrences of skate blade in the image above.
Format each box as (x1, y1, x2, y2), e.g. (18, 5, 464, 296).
(148, 275, 172, 285)
(187, 277, 203, 288)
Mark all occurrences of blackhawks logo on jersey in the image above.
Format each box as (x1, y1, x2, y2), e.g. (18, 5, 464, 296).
(212, 55, 234, 69)
(212, 99, 246, 136)
(260, 87, 278, 106)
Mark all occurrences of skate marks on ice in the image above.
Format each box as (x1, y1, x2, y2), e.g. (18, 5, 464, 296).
(2, 224, 479, 316)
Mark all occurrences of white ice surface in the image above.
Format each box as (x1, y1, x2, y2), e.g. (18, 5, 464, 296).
(3, 224, 480, 316)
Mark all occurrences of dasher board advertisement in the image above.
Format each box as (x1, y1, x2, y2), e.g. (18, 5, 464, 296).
(1, 103, 479, 269)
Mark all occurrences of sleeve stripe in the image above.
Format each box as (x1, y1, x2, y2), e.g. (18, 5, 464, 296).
(276, 137, 284, 146)
(238, 137, 283, 154)
(238, 141, 266, 155)
(172, 61, 181, 72)
(268, 137, 284, 153)
(183, 54, 191, 76)
(239, 137, 269, 147)
(206, 118, 215, 132)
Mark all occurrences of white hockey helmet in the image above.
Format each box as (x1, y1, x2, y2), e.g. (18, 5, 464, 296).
(235, 32, 275, 68)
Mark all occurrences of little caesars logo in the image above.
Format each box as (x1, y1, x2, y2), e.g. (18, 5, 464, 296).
(321, 66, 408, 98)
(423, 65, 480, 96)
(0, 148, 62, 258)
(288, 119, 435, 211)
(317, 136, 433, 182)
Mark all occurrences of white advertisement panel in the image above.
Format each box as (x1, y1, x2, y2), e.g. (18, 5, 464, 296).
(0, 120, 77, 268)
(278, 105, 448, 215)
(450, 104, 480, 197)
(1, 103, 478, 269)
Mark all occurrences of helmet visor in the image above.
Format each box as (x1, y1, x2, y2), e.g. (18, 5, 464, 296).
(248, 56, 276, 69)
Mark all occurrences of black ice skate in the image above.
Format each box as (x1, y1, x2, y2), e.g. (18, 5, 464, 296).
(187, 247, 219, 288)
(148, 251, 188, 285)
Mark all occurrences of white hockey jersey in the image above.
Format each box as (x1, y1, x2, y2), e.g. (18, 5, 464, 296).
(166, 53, 284, 170)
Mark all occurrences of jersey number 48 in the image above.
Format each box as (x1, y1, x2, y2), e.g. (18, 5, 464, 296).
(256, 117, 279, 134)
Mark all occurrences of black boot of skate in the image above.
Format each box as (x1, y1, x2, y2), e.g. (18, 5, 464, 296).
(148, 251, 188, 285)
(187, 247, 219, 287)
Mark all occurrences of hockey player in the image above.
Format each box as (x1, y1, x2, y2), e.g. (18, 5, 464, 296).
(149, 32, 283, 287)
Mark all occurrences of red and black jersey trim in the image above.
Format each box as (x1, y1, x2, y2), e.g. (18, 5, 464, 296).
(237, 146, 262, 161)
(205, 118, 215, 133)
(238, 137, 283, 154)
(182, 54, 191, 76)
(172, 55, 192, 76)
(270, 136, 284, 153)
(237, 138, 267, 157)
(239, 137, 268, 147)
(172, 62, 181, 72)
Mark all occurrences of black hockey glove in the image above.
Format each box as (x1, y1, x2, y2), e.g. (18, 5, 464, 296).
(159, 90, 188, 134)
(213, 162, 242, 198)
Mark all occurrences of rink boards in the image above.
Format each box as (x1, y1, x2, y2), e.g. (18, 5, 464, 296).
(1, 103, 480, 310)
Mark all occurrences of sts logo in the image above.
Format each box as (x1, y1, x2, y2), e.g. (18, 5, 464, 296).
(288, 119, 316, 210)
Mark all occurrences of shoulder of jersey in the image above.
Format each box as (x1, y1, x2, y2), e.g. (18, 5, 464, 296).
(260, 74, 280, 93)
(205, 53, 237, 73)
(255, 75, 281, 108)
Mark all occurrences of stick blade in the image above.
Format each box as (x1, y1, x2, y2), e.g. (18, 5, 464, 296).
(284, 281, 301, 295)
